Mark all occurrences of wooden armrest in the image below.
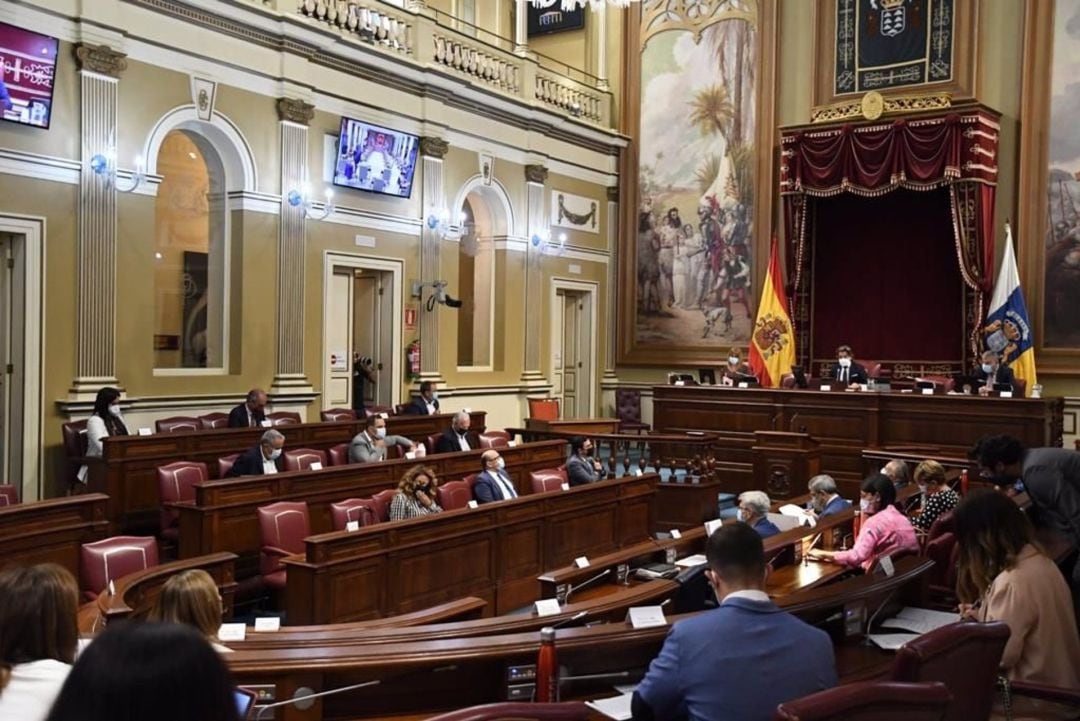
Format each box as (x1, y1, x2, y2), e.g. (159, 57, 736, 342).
(1008, 680, 1080, 705)
(263, 546, 294, 559)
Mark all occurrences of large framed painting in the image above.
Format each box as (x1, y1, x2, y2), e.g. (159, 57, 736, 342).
(1018, 0, 1080, 374)
(811, 0, 978, 109)
(618, 0, 776, 365)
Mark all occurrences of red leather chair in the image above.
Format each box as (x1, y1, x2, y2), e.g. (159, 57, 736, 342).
(330, 498, 381, 530)
(156, 461, 208, 540)
(530, 468, 568, 494)
(321, 408, 357, 422)
(1011, 378, 1027, 397)
(216, 453, 240, 479)
(781, 373, 798, 389)
(863, 361, 883, 379)
(436, 480, 473, 510)
(926, 510, 956, 542)
(267, 411, 302, 426)
(370, 489, 398, 522)
(924, 531, 958, 601)
(775, 681, 951, 721)
(80, 536, 160, 601)
(462, 473, 479, 491)
(155, 416, 201, 434)
(478, 431, 510, 449)
(427, 433, 444, 455)
(62, 420, 89, 489)
(422, 702, 591, 721)
(199, 412, 230, 429)
(256, 501, 309, 591)
(367, 404, 395, 418)
(890, 621, 1010, 721)
(528, 398, 560, 421)
(328, 443, 350, 466)
(915, 376, 956, 393)
(282, 447, 328, 471)
(393, 404, 410, 416)
(0, 485, 18, 506)
(615, 389, 650, 433)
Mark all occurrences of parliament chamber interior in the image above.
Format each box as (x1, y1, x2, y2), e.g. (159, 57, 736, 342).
(3, 0, 1080, 719)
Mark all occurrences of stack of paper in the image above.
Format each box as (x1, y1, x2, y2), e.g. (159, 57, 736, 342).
(868, 633, 920, 651)
(586, 693, 633, 721)
(880, 607, 960, 635)
(778, 504, 817, 527)
(674, 554, 707, 568)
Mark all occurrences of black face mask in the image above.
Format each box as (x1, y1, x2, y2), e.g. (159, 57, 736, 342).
(584, 447, 594, 456)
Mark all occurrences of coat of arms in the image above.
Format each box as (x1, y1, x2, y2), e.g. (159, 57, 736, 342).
(872, 0, 908, 38)
(753, 314, 790, 360)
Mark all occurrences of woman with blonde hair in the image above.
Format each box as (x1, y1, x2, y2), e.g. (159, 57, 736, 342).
(911, 460, 960, 532)
(0, 564, 80, 721)
(148, 570, 231, 653)
(389, 464, 442, 521)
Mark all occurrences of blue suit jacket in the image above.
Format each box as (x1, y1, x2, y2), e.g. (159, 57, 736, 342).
(753, 517, 781, 538)
(473, 469, 517, 504)
(820, 495, 852, 518)
(636, 597, 837, 721)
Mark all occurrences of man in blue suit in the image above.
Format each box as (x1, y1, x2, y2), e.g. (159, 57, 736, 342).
(737, 490, 780, 538)
(632, 523, 837, 721)
(808, 474, 853, 518)
(473, 449, 519, 504)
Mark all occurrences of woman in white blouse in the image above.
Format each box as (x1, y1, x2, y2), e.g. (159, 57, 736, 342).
(0, 564, 80, 721)
(85, 387, 128, 459)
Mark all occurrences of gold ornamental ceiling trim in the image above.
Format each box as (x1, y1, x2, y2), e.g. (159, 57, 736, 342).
(640, 0, 758, 48)
(809, 91, 954, 124)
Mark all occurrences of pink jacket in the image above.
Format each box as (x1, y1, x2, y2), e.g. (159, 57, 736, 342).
(834, 505, 918, 571)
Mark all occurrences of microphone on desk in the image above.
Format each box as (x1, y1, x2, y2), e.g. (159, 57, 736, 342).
(562, 568, 612, 606)
(253, 679, 381, 720)
(548, 610, 589, 629)
(864, 588, 899, 641)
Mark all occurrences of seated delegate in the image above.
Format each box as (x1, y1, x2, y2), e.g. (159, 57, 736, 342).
(474, 450, 518, 504)
(405, 381, 440, 415)
(721, 347, 753, 385)
(348, 415, 414, 464)
(434, 412, 476, 453)
(881, 459, 910, 488)
(807, 474, 851, 518)
(147, 570, 232, 654)
(737, 490, 780, 538)
(227, 388, 267, 428)
(910, 460, 959, 533)
(389, 465, 443, 521)
(809, 473, 918, 571)
(975, 349, 1015, 396)
(829, 344, 868, 387)
(226, 429, 285, 477)
(566, 436, 606, 487)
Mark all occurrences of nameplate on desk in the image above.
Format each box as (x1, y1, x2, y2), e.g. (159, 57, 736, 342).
(309, 462, 323, 470)
(254, 617, 280, 632)
(627, 606, 668, 629)
(674, 380, 685, 386)
(507, 440, 517, 447)
(737, 382, 749, 389)
(561, 482, 570, 491)
(346, 520, 360, 532)
(218, 623, 247, 642)
(260, 420, 273, 428)
(405, 451, 416, 460)
(669, 529, 682, 539)
(137, 428, 153, 436)
(921, 387, 934, 395)
(879, 555, 895, 578)
(573, 556, 590, 569)
(534, 598, 562, 617)
(379, 412, 389, 419)
(1000, 391, 1013, 398)
(819, 385, 831, 392)
(467, 500, 479, 509)
(704, 519, 723, 536)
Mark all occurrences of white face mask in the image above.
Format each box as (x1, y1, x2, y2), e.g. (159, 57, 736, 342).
(496, 457, 506, 470)
(375, 427, 387, 439)
(430, 392, 439, 401)
(981, 363, 994, 374)
(838, 357, 852, 368)
(269, 448, 282, 460)
(728, 356, 740, 365)
(918, 483, 928, 496)
(108, 404, 122, 418)
(859, 498, 874, 514)
(736, 508, 747, 523)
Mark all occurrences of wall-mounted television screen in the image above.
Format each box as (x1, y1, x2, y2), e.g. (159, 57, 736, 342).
(333, 117, 419, 199)
(0, 21, 59, 129)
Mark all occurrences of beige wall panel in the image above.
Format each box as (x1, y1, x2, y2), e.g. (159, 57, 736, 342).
(547, 171, 609, 251)
(214, 86, 282, 196)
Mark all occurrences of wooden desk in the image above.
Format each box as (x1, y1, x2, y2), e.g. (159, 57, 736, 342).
(89, 412, 486, 533)
(282, 474, 657, 624)
(177, 440, 567, 579)
(653, 385, 1062, 497)
(0, 495, 109, 580)
(525, 418, 621, 434)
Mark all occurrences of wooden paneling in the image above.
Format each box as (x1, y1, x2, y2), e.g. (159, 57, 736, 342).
(0, 495, 109, 584)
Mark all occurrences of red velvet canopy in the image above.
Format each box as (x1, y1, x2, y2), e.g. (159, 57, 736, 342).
(779, 105, 1001, 367)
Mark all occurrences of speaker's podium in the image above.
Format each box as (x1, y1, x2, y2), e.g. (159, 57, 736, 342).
(752, 431, 821, 500)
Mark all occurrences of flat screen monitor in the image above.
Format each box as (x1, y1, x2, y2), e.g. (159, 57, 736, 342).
(234, 688, 256, 720)
(333, 116, 419, 198)
(0, 21, 59, 129)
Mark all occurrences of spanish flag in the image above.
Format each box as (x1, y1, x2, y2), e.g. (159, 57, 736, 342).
(984, 223, 1037, 395)
(748, 237, 796, 387)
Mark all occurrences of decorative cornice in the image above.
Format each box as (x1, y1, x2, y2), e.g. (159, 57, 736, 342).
(606, 186, 619, 202)
(74, 44, 128, 77)
(276, 97, 315, 125)
(810, 91, 953, 124)
(419, 136, 450, 158)
(525, 164, 549, 184)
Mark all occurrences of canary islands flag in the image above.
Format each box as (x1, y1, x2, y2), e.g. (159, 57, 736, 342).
(984, 223, 1037, 396)
(749, 237, 796, 387)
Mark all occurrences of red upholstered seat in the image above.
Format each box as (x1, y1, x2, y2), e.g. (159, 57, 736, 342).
(156, 461, 208, 540)
(0, 485, 18, 506)
(330, 498, 381, 530)
(370, 489, 398, 522)
(62, 420, 89, 489)
(478, 431, 510, 449)
(863, 361, 883, 379)
(80, 536, 160, 601)
(890, 621, 1010, 721)
(436, 480, 473, 510)
(199, 412, 230, 429)
(528, 398, 560, 421)
(282, 447, 328, 472)
(615, 389, 650, 433)
(321, 408, 356, 422)
(256, 501, 309, 591)
(462, 473, 479, 490)
(775, 680, 951, 721)
(393, 404, 410, 416)
(267, 411, 302, 426)
(422, 702, 591, 721)
(427, 433, 443, 454)
(530, 468, 568, 494)
(1011, 378, 1027, 397)
(155, 416, 201, 434)
(367, 405, 395, 418)
(216, 453, 240, 479)
(328, 443, 350, 466)
(924, 531, 958, 597)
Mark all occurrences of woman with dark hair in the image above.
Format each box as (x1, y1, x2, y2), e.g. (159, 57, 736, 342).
(85, 387, 128, 459)
(0, 564, 80, 721)
(956, 491, 1080, 720)
(45, 622, 240, 721)
(809, 473, 918, 571)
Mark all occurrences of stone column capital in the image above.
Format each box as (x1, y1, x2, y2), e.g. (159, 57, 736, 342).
(525, 164, 549, 184)
(75, 44, 128, 77)
(420, 136, 450, 159)
(276, 98, 315, 125)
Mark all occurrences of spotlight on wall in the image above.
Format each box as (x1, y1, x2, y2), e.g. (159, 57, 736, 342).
(287, 183, 335, 221)
(88, 150, 145, 193)
(425, 208, 466, 240)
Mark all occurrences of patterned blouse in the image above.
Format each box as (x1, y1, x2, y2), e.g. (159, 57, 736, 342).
(389, 491, 442, 521)
(911, 487, 960, 532)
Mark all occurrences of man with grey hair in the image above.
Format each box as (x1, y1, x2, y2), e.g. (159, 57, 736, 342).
(807, 474, 852, 518)
(976, 348, 1015, 395)
(882, 459, 910, 488)
(349, 415, 414, 463)
(435, 411, 476, 454)
(737, 490, 780, 538)
(227, 429, 285, 477)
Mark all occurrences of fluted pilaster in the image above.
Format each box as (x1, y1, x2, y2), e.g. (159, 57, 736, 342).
(604, 186, 619, 380)
(521, 164, 547, 382)
(419, 136, 449, 381)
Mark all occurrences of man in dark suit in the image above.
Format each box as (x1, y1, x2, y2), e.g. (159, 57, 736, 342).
(830, 344, 868, 387)
(737, 490, 781, 538)
(807, 474, 852, 518)
(435, 412, 475, 454)
(226, 429, 285, 477)
(632, 523, 837, 721)
(405, 381, 440, 415)
(474, 449, 518, 504)
(975, 350, 1016, 395)
(566, 436, 606, 487)
(228, 388, 268, 428)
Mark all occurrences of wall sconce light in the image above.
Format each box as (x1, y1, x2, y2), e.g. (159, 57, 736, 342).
(425, 208, 467, 240)
(88, 151, 145, 193)
(287, 183, 335, 220)
(530, 228, 567, 255)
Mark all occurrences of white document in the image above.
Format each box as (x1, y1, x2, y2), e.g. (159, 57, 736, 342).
(467, 500, 479, 509)
(507, 440, 517, 448)
(260, 420, 273, 428)
(309, 462, 323, 471)
(704, 519, 724, 536)
(768, 512, 805, 532)
(586, 694, 634, 721)
(669, 529, 682, 539)
(880, 607, 960, 635)
(613, 684, 640, 695)
(534, 598, 561, 617)
(573, 556, 590, 568)
(254, 617, 280, 632)
(778, 504, 816, 528)
(675, 554, 707, 568)
(405, 451, 416, 460)
(868, 633, 920, 651)
(345, 520, 360, 532)
(560, 482, 570, 491)
(378, 412, 389, 419)
(218, 623, 247, 642)
(137, 428, 153, 436)
(627, 606, 668, 629)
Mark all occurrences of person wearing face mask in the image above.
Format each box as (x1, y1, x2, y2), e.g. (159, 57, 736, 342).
(721, 347, 753, 385)
(809, 473, 917, 571)
(807, 474, 851, 518)
(736, 491, 781, 538)
(474, 450, 518, 504)
(227, 429, 285, 477)
(830, 345, 868, 387)
(434, 412, 476, 454)
(389, 465, 443, 521)
(975, 349, 1016, 396)
(348, 416, 414, 464)
(566, 436, 606, 487)
(632, 523, 837, 721)
(405, 381, 441, 415)
(85, 387, 129, 462)
(910, 460, 959, 533)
